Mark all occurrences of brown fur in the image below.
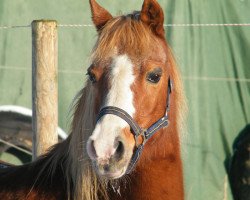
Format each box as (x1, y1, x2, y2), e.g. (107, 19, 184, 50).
(0, 1, 186, 199)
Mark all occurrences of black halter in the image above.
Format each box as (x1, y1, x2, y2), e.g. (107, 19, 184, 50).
(96, 78, 173, 174)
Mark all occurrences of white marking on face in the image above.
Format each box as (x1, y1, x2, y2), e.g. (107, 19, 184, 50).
(90, 54, 135, 159)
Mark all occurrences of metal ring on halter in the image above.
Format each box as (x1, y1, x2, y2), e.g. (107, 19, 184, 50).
(135, 129, 147, 147)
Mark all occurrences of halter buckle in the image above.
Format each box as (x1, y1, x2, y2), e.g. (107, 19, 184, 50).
(135, 129, 147, 147)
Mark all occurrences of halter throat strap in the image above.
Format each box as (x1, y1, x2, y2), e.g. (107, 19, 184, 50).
(96, 78, 173, 174)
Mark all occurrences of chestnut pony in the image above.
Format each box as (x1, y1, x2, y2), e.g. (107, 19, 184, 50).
(0, 0, 186, 199)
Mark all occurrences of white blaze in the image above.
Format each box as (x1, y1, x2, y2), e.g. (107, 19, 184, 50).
(90, 55, 135, 158)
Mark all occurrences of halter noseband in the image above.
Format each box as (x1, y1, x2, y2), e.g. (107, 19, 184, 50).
(96, 78, 173, 174)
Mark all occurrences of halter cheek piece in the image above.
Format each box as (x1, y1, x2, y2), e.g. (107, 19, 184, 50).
(96, 78, 173, 174)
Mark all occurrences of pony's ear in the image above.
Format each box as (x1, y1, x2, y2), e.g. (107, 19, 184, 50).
(89, 0, 113, 31)
(140, 0, 165, 38)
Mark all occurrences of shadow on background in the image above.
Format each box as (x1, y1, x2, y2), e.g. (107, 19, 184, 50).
(226, 124, 250, 200)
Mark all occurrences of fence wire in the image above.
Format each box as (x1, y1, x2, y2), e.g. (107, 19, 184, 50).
(1, 23, 250, 29)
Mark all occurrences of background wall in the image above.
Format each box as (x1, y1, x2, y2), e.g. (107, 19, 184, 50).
(0, 0, 249, 199)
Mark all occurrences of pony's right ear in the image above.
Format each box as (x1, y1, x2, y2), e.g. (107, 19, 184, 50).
(89, 0, 113, 31)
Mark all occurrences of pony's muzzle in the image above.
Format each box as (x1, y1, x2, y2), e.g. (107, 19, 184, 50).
(87, 137, 127, 178)
(87, 137, 125, 163)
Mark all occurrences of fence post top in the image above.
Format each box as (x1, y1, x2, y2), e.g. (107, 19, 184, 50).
(31, 20, 58, 27)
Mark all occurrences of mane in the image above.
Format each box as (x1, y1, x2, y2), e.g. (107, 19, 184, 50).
(167, 48, 187, 141)
(67, 83, 109, 200)
(37, 12, 187, 200)
(91, 12, 161, 63)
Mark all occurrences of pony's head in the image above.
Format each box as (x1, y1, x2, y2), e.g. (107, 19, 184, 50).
(86, 0, 174, 179)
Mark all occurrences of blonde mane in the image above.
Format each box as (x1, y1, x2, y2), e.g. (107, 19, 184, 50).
(91, 13, 160, 63)
(62, 86, 103, 200)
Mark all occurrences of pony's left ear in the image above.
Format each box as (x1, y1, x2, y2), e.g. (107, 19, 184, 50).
(140, 0, 165, 38)
(89, 0, 113, 31)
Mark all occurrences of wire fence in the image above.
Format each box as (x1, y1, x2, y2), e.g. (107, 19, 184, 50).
(0, 23, 250, 29)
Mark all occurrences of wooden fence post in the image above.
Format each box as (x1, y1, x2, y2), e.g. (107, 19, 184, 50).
(32, 20, 58, 160)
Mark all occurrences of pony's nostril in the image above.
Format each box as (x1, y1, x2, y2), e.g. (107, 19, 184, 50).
(114, 140, 124, 161)
(87, 139, 97, 159)
(103, 164, 110, 172)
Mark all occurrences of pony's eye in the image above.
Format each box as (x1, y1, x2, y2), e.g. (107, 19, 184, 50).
(146, 71, 162, 84)
(87, 71, 97, 83)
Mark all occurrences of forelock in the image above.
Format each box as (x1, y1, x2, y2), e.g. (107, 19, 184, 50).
(91, 13, 163, 64)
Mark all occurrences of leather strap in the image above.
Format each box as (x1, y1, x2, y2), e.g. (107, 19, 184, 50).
(97, 106, 142, 137)
(96, 77, 173, 174)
